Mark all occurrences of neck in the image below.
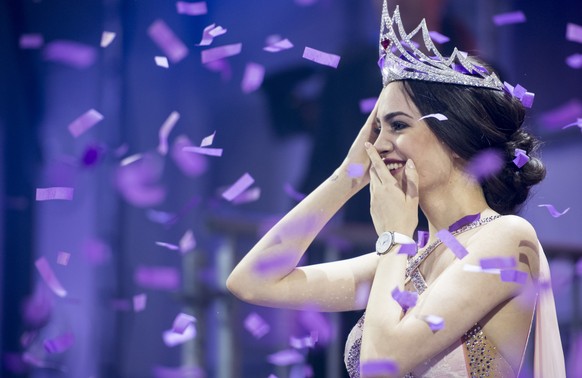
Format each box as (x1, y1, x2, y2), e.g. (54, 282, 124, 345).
(420, 175, 493, 241)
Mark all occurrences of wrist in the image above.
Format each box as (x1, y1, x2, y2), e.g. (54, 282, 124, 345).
(375, 231, 417, 256)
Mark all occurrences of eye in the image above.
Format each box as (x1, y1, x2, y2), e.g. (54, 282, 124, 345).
(373, 121, 382, 135)
(391, 121, 409, 131)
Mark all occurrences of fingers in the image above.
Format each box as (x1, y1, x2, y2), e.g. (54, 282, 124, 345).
(403, 159, 419, 200)
(364, 142, 393, 185)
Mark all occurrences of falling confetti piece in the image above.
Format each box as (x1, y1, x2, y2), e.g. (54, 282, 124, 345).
(254, 252, 295, 276)
(134, 266, 180, 290)
(182, 145, 223, 156)
(422, 314, 445, 331)
(155, 242, 180, 251)
(391, 286, 418, 310)
(68, 109, 104, 137)
(56, 252, 70, 266)
(100, 31, 116, 47)
(172, 135, 208, 176)
(19, 34, 44, 49)
(398, 244, 417, 256)
(566, 54, 582, 69)
(358, 97, 377, 114)
(480, 256, 516, 269)
(201, 43, 242, 64)
(465, 149, 503, 182)
(172, 313, 196, 334)
(513, 149, 530, 168)
(428, 31, 450, 44)
(43, 40, 97, 69)
(263, 38, 294, 53)
(283, 183, 306, 202)
(566, 23, 582, 44)
(155, 56, 169, 68)
(562, 118, 582, 130)
(222, 173, 254, 201)
(176, 1, 207, 16)
(500, 269, 528, 284)
(196, 23, 227, 46)
(419, 113, 448, 121)
(179, 230, 196, 253)
(35, 257, 67, 297)
(302, 47, 340, 68)
(417, 230, 429, 248)
(360, 360, 399, 376)
(232, 187, 261, 205)
(492, 11, 526, 26)
(133, 293, 147, 312)
(200, 131, 216, 147)
(157, 111, 180, 156)
(267, 349, 304, 366)
(148, 20, 189, 63)
(347, 163, 364, 178)
(36, 187, 74, 201)
(244, 312, 271, 339)
(436, 229, 469, 259)
(290, 333, 317, 349)
(162, 323, 196, 347)
(538, 204, 570, 218)
(241, 62, 265, 93)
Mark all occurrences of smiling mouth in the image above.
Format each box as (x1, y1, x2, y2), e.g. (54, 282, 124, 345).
(383, 159, 405, 171)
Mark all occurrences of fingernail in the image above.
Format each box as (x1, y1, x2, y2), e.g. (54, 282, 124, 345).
(364, 142, 372, 149)
(407, 159, 415, 169)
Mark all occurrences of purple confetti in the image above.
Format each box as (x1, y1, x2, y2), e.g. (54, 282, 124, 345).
(36, 187, 74, 201)
(22, 285, 53, 327)
(436, 229, 469, 259)
(157, 111, 180, 156)
(360, 360, 399, 377)
(417, 230, 429, 248)
(566, 54, 582, 69)
(241, 63, 265, 93)
(298, 309, 332, 345)
(182, 145, 223, 157)
(264, 38, 294, 53)
(176, 1, 207, 16)
(82, 238, 112, 266)
(566, 23, 582, 44)
(148, 20, 189, 63)
(115, 153, 166, 207)
(172, 136, 208, 176)
(163, 323, 196, 347)
(562, 118, 582, 131)
(43, 332, 74, 354)
(398, 244, 417, 256)
(222, 173, 255, 201)
(448, 213, 480, 232)
(56, 251, 70, 266)
(43, 40, 97, 69)
(521, 92, 535, 109)
(538, 204, 570, 218)
(290, 333, 317, 349)
(283, 183, 306, 202)
(500, 269, 528, 284)
(492, 11, 526, 26)
(254, 252, 296, 276)
(354, 282, 371, 309)
(302, 47, 340, 68)
(359, 97, 377, 114)
(423, 314, 445, 331)
(68, 109, 104, 138)
(231, 187, 261, 205)
(513, 149, 530, 168)
(513, 84, 527, 100)
(100, 31, 116, 48)
(155, 56, 169, 68)
(465, 149, 503, 182)
(156, 242, 180, 251)
(347, 163, 365, 178)
(153, 365, 205, 378)
(391, 286, 418, 310)
(196, 24, 227, 46)
(480, 256, 516, 270)
(179, 230, 196, 254)
(428, 31, 450, 44)
(201, 43, 242, 64)
(35, 257, 67, 297)
(133, 293, 147, 312)
(419, 113, 448, 121)
(540, 99, 582, 129)
(134, 266, 180, 290)
(20, 34, 44, 49)
(267, 349, 304, 366)
(172, 313, 196, 334)
(244, 312, 271, 339)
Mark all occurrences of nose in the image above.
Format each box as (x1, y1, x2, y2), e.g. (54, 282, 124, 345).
(373, 130, 395, 155)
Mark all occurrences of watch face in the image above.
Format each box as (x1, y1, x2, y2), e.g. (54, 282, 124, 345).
(376, 232, 394, 254)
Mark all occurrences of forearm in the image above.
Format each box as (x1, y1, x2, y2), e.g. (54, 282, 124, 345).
(226, 164, 365, 302)
(360, 249, 408, 361)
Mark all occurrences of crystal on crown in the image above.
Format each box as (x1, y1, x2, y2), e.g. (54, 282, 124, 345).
(379, 2, 503, 90)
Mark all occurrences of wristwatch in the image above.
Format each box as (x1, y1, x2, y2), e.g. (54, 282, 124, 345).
(375, 231, 416, 255)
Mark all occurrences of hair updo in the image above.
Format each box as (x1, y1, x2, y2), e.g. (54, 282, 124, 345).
(400, 76, 546, 215)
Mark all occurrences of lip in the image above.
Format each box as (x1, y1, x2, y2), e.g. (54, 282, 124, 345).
(382, 158, 406, 175)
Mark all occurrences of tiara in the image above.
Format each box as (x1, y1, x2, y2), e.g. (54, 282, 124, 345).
(379, 2, 503, 90)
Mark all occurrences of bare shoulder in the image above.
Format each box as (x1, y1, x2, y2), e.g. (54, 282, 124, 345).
(488, 214, 538, 241)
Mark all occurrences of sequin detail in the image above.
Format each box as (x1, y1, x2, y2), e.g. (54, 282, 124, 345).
(463, 324, 501, 377)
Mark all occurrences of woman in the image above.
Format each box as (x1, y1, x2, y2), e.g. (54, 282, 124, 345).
(227, 3, 565, 377)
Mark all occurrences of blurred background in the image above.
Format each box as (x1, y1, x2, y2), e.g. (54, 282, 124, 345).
(1, 0, 581, 377)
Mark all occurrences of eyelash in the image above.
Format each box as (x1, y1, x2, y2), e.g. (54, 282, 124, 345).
(373, 121, 409, 134)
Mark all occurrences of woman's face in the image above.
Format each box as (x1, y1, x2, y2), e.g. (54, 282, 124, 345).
(373, 82, 456, 193)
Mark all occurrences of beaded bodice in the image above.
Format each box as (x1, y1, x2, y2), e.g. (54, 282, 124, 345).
(344, 215, 515, 377)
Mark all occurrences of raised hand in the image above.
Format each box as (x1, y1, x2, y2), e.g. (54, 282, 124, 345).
(365, 142, 419, 236)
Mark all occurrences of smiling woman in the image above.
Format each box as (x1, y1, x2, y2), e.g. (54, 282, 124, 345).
(226, 2, 565, 377)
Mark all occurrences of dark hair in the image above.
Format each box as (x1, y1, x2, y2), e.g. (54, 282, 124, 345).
(401, 78, 546, 215)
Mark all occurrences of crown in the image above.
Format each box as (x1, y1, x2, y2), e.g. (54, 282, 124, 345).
(379, 2, 503, 90)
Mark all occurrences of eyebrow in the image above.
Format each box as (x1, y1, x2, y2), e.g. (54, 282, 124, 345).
(375, 111, 414, 124)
